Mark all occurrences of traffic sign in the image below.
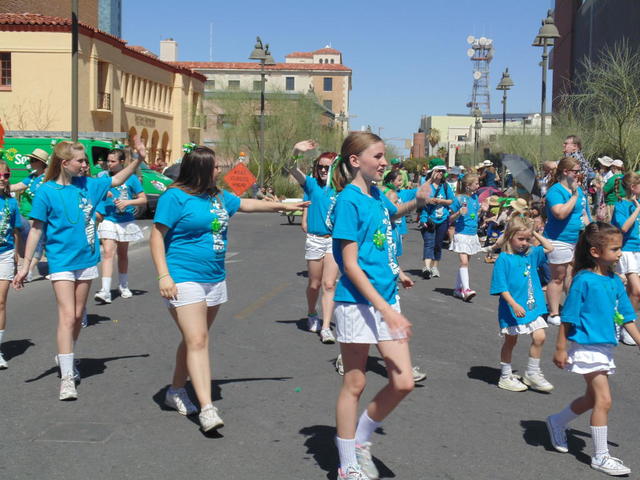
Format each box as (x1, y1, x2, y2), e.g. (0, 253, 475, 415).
(224, 162, 257, 196)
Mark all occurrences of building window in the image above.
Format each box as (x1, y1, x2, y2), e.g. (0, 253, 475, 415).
(323, 100, 333, 111)
(205, 80, 215, 91)
(323, 77, 333, 91)
(253, 80, 262, 91)
(0, 53, 10, 87)
(228, 80, 240, 90)
(330, 59, 335, 64)
(285, 76, 295, 91)
(457, 135, 468, 142)
(97, 61, 110, 110)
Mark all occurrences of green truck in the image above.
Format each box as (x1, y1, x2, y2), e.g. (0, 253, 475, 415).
(1, 132, 173, 217)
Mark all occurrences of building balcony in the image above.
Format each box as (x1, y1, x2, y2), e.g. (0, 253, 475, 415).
(95, 92, 111, 112)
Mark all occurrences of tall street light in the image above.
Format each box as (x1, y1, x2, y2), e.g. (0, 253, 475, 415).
(496, 68, 514, 135)
(472, 108, 482, 165)
(249, 36, 275, 187)
(532, 10, 560, 163)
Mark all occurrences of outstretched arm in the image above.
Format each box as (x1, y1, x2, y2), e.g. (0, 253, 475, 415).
(283, 140, 318, 187)
(239, 198, 309, 213)
(112, 136, 144, 188)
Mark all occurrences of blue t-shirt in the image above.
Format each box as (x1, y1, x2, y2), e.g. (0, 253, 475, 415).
(30, 176, 112, 273)
(484, 170, 497, 187)
(490, 246, 548, 328)
(397, 188, 417, 236)
(332, 184, 399, 305)
(0, 196, 22, 254)
(544, 183, 589, 243)
(611, 200, 640, 252)
(19, 173, 45, 217)
(302, 175, 336, 236)
(154, 188, 241, 284)
(450, 193, 480, 235)
(562, 270, 636, 346)
(419, 182, 454, 225)
(98, 175, 144, 223)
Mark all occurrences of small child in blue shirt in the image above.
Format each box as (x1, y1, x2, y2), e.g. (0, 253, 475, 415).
(546, 221, 640, 476)
(490, 216, 554, 393)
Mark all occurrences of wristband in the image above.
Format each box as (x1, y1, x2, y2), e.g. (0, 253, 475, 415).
(158, 273, 170, 280)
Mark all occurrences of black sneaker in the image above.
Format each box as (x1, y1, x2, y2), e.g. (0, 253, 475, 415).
(422, 267, 432, 279)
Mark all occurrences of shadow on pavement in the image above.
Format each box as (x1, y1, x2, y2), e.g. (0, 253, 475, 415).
(433, 287, 456, 298)
(276, 318, 309, 332)
(24, 353, 150, 383)
(112, 289, 148, 300)
(86, 313, 111, 327)
(1, 339, 35, 361)
(403, 269, 424, 278)
(296, 270, 309, 278)
(520, 420, 591, 465)
(467, 366, 501, 385)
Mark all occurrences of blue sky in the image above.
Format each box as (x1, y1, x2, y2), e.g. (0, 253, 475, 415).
(122, 0, 555, 152)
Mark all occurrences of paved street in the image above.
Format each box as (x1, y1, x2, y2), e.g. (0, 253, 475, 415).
(2, 213, 640, 480)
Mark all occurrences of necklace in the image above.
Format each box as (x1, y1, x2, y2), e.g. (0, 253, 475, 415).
(0, 198, 11, 245)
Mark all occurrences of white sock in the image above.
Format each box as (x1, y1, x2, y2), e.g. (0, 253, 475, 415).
(459, 267, 470, 291)
(58, 353, 74, 378)
(591, 425, 609, 458)
(101, 277, 112, 293)
(526, 357, 541, 374)
(552, 404, 579, 427)
(0, 329, 4, 345)
(500, 362, 512, 378)
(118, 273, 128, 289)
(455, 270, 462, 290)
(335, 436, 358, 471)
(355, 410, 382, 445)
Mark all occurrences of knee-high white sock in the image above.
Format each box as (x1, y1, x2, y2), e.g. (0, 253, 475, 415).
(335, 436, 358, 470)
(118, 273, 128, 289)
(591, 425, 609, 458)
(526, 357, 541, 374)
(58, 353, 75, 379)
(459, 267, 470, 290)
(355, 410, 382, 445)
(551, 404, 579, 427)
(101, 277, 112, 292)
(455, 270, 462, 290)
(500, 362, 512, 378)
(0, 329, 4, 345)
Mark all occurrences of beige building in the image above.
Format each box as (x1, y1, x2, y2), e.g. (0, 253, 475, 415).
(0, 13, 204, 164)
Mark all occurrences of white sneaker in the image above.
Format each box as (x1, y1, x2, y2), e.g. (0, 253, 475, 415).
(355, 442, 379, 480)
(591, 455, 631, 476)
(620, 327, 636, 346)
(164, 387, 198, 416)
(199, 404, 224, 432)
(0, 352, 7, 369)
(547, 315, 561, 326)
(431, 267, 440, 278)
(119, 286, 133, 299)
(338, 465, 370, 480)
(545, 415, 568, 453)
(412, 366, 427, 383)
(462, 289, 476, 302)
(94, 289, 112, 304)
(335, 354, 344, 376)
(453, 288, 464, 299)
(320, 328, 336, 344)
(59, 375, 78, 401)
(307, 314, 321, 333)
(522, 371, 554, 392)
(498, 374, 528, 392)
(54, 355, 80, 382)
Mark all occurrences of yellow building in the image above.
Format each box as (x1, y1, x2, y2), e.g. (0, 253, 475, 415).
(0, 12, 204, 164)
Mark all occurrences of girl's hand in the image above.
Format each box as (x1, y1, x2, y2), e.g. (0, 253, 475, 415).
(159, 275, 177, 300)
(460, 206, 468, 216)
(553, 348, 568, 369)
(132, 135, 146, 160)
(399, 271, 414, 289)
(113, 198, 128, 211)
(281, 201, 310, 212)
(12, 268, 28, 290)
(415, 181, 432, 208)
(633, 196, 640, 210)
(512, 303, 526, 318)
(382, 307, 412, 340)
(293, 140, 317, 155)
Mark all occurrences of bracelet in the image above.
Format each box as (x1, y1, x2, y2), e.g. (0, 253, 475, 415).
(158, 273, 170, 280)
(291, 154, 304, 162)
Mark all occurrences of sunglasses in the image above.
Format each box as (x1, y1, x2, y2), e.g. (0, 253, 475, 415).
(317, 165, 331, 171)
(0, 173, 10, 179)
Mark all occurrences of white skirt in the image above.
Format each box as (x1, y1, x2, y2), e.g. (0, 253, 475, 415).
(616, 251, 640, 275)
(98, 219, 144, 243)
(566, 343, 616, 375)
(450, 233, 482, 255)
(0, 249, 15, 281)
(547, 240, 575, 265)
(499, 316, 548, 336)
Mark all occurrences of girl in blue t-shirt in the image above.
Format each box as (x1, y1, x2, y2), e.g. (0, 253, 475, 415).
(0, 160, 22, 369)
(490, 216, 555, 393)
(12, 139, 144, 401)
(287, 141, 339, 344)
(330, 132, 428, 480)
(150, 145, 307, 434)
(449, 173, 484, 301)
(94, 148, 147, 304)
(546, 222, 640, 476)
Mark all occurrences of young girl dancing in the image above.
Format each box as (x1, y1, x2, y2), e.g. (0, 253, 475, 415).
(0, 161, 22, 369)
(331, 132, 428, 479)
(449, 173, 483, 301)
(490, 216, 554, 392)
(546, 222, 640, 476)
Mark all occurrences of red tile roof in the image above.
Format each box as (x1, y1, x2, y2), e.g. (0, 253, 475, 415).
(174, 61, 351, 72)
(128, 45, 158, 58)
(0, 13, 205, 81)
(285, 52, 314, 58)
(313, 47, 341, 55)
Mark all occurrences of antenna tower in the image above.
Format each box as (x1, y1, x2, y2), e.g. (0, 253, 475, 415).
(465, 35, 494, 115)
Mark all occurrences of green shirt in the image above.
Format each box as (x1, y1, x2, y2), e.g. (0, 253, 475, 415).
(603, 174, 625, 205)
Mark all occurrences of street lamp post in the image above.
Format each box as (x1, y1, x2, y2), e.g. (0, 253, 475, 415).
(496, 68, 514, 135)
(472, 108, 482, 165)
(532, 10, 560, 163)
(249, 36, 275, 188)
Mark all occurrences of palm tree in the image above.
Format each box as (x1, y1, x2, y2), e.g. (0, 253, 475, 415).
(427, 128, 441, 156)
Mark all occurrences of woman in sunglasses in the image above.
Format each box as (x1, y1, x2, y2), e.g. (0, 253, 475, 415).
(287, 141, 339, 344)
(13, 138, 144, 401)
(543, 156, 591, 326)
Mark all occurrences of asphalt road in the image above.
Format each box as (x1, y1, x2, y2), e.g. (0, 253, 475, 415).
(2, 214, 640, 480)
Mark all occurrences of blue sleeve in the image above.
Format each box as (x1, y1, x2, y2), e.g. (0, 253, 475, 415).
(130, 176, 143, 195)
(96, 200, 107, 216)
(399, 188, 417, 202)
(223, 190, 241, 217)
(490, 253, 509, 295)
(545, 186, 564, 209)
(29, 186, 50, 222)
(154, 190, 182, 229)
(612, 202, 628, 228)
(21, 175, 33, 189)
(616, 277, 637, 322)
(332, 197, 359, 242)
(10, 199, 21, 230)
(450, 197, 461, 213)
(89, 176, 113, 205)
(302, 176, 315, 197)
(561, 275, 585, 325)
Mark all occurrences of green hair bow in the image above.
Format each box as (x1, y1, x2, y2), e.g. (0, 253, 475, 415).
(182, 142, 198, 154)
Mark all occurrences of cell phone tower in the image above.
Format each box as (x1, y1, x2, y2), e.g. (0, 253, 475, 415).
(465, 35, 494, 115)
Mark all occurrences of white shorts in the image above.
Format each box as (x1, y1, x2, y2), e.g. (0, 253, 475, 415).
(98, 219, 144, 243)
(305, 234, 333, 260)
(49, 266, 99, 281)
(499, 316, 548, 336)
(334, 299, 404, 344)
(0, 249, 15, 281)
(450, 233, 482, 255)
(164, 281, 228, 308)
(616, 251, 640, 275)
(566, 343, 615, 375)
(547, 240, 575, 265)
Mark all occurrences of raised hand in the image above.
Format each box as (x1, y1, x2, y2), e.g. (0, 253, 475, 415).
(133, 135, 146, 160)
(293, 140, 318, 155)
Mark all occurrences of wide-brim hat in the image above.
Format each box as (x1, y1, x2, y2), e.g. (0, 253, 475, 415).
(487, 195, 501, 207)
(431, 165, 447, 172)
(612, 159, 624, 168)
(448, 166, 462, 176)
(482, 160, 493, 167)
(511, 198, 529, 213)
(428, 157, 445, 169)
(597, 156, 613, 167)
(27, 148, 50, 166)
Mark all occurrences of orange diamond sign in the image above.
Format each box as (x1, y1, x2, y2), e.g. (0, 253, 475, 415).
(224, 162, 257, 196)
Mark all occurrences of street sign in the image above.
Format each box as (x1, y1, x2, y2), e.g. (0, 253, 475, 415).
(224, 162, 256, 196)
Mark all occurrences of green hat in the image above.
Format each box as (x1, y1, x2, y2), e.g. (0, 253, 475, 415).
(390, 158, 401, 165)
(428, 158, 445, 169)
